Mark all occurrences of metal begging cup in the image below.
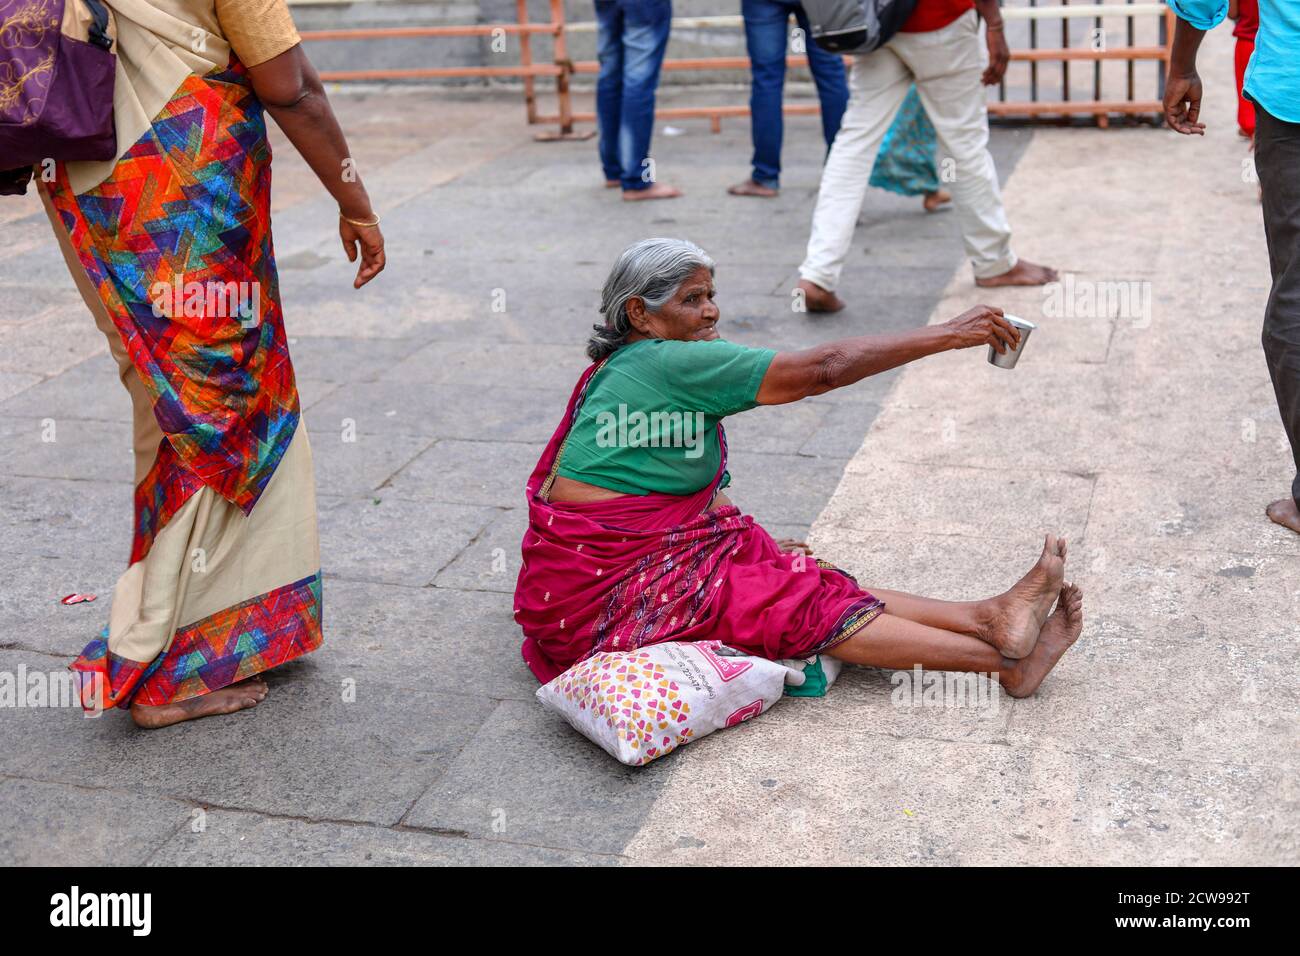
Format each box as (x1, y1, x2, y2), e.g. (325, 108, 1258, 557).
(988, 314, 1037, 369)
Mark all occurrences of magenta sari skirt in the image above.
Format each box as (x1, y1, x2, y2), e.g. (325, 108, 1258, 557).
(515, 362, 885, 684)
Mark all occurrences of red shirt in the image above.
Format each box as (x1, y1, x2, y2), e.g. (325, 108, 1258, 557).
(900, 0, 976, 34)
(1233, 0, 1259, 41)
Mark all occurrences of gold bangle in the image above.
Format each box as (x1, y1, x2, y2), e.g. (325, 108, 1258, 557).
(340, 212, 381, 227)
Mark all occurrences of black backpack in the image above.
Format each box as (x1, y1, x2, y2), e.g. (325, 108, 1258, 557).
(801, 0, 919, 54)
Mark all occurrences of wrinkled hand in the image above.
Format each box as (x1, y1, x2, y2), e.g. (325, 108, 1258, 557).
(1164, 71, 1206, 135)
(944, 305, 1019, 353)
(340, 219, 387, 289)
(777, 539, 813, 557)
(983, 27, 1010, 86)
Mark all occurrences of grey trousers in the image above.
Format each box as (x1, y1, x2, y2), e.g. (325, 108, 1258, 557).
(1256, 105, 1300, 508)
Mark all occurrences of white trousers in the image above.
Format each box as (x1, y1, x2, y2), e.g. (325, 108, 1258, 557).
(800, 10, 1017, 289)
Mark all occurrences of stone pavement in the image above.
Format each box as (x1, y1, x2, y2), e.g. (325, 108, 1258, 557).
(1, 26, 1292, 865)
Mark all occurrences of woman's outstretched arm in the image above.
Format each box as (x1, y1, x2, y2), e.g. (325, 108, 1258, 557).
(755, 305, 1018, 405)
(246, 46, 387, 289)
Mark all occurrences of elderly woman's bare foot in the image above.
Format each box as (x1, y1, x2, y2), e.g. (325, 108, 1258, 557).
(975, 260, 1058, 287)
(795, 279, 846, 313)
(922, 189, 951, 212)
(604, 179, 620, 188)
(1266, 497, 1300, 534)
(728, 179, 779, 198)
(623, 182, 681, 201)
(1001, 584, 1083, 698)
(129, 676, 268, 729)
(979, 534, 1067, 659)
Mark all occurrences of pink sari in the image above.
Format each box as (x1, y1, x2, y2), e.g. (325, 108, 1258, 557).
(515, 361, 885, 683)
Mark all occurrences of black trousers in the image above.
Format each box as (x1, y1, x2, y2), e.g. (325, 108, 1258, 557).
(1256, 105, 1300, 507)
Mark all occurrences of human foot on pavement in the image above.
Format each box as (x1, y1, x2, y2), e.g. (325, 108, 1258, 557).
(795, 278, 846, 313)
(975, 259, 1059, 287)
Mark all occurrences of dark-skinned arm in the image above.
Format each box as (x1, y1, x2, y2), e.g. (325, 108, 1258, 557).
(1164, 17, 1208, 135)
(246, 46, 387, 288)
(974, 0, 1009, 86)
(756, 306, 1018, 405)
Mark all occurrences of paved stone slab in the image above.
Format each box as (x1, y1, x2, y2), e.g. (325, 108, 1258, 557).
(847, 354, 1286, 481)
(389, 341, 592, 392)
(1004, 625, 1299, 768)
(148, 809, 616, 866)
(0, 474, 129, 565)
(0, 308, 109, 378)
(0, 551, 114, 656)
(0, 372, 41, 403)
(808, 527, 1079, 604)
(0, 649, 494, 826)
(798, 397, 885, 458)
(720, 401, 830, 456)
(724, 450, 854, 527)
(1084, 471, 1300, 558)
(313, 578, 537, 701)
(432, 507, 527, 593)
(0, 416, 133, 484)
(0, 776, 190, 866)
(0, 355, 128, 424)
(624, 731, 1294, 866)
(318, 494, 499, 587)
(306, 379, 567, 444)
(305, 421, 431, 497)
(287, 336, 424, 385)
(818, 459, 1093, 547)
(404, 699, 671, 856)
(385, 439, 542, 508)
(1074, 544, 1300, 651)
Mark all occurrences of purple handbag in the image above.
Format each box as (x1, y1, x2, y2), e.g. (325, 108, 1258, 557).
(0, 0, 117, 193)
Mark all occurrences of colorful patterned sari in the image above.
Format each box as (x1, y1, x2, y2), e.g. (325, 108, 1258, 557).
(515, 361, 885, 684)
(43, 53, 322, 711)
(869, 85, 941, 197)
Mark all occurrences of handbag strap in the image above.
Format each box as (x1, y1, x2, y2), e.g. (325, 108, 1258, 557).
(82, 0, 113, 51)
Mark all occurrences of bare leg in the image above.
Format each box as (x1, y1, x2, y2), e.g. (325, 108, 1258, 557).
(829, 612, 1008, 673)
(827, 583, 1084, 698)
(864, 534, 1068, 659)
(868, 589, 986, 636)
(130, 676, 268, 729)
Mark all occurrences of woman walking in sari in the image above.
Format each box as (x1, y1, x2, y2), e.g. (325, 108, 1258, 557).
(870, 85, 952, 212)
(516, 239, 1082, 695)
(42, 0, 386, 727)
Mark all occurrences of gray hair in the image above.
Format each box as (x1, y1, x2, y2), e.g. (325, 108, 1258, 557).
(587, 238, 716, 361)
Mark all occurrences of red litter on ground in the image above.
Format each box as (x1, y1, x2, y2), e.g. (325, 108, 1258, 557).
(60, 593, 97, 606)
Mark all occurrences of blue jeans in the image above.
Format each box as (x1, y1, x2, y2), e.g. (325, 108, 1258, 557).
(743, 0, 849, 188)
(595, 0, 673, 191)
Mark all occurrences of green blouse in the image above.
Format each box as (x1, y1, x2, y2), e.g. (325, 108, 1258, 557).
(556, 338, 777, 496)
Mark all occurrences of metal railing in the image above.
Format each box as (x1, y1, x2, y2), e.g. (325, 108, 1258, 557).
(299, 1, 1176, 137)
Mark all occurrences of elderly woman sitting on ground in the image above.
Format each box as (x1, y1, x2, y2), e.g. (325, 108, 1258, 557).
(515, 238, 1082, 696)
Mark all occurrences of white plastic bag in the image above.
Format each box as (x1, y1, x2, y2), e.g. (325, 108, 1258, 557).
(537, 641, 792, 766)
